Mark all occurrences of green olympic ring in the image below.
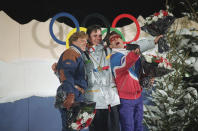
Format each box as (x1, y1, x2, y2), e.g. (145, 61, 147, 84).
(102, 28, 126, 42)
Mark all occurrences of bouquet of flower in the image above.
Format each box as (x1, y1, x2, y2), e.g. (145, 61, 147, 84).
(67, 101, 96, 130)
(140, 54, 173, 77)
(125, 44, 173, 88)
(54, 87, 96, 130)
(141, 10, 176, 53)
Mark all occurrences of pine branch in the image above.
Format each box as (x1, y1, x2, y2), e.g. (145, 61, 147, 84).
(185, 0, 198, 22)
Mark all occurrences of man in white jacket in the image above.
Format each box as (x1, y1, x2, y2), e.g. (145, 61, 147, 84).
(83, 25, 120, 131)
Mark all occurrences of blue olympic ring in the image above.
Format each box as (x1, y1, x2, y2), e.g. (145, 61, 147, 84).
(49, 12, 80, 45)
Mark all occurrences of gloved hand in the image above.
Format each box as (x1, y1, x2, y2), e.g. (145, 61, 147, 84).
(63, 93, 75, 110)
(126, 44, 140, 51)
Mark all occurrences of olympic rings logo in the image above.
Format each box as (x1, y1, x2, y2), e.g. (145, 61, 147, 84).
(49, 12, 140, 49)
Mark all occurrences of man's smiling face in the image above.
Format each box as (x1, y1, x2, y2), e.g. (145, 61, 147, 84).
(89, 29, 102, 46)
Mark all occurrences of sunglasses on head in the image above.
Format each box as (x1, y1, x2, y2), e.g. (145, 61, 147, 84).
(109, 35, 121, 43)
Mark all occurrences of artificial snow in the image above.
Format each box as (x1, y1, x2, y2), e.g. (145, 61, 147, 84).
(0, 59, 59, 103)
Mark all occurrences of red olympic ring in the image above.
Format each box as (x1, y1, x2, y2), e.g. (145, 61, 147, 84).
(111, 14, 140, 44)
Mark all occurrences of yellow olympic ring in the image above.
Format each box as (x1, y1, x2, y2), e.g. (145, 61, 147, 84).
(65, 27, 87, 49)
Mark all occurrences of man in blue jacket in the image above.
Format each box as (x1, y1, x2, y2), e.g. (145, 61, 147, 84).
(53, 31, 88, 131)
(108, 31, 162, 131)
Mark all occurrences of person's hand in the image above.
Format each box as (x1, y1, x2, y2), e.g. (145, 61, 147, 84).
(52, 62, 57, 72)
(154, 35, 163, 44)
(75, 85, 85, 94)
(63, 93, 75, 110)
(150, 77, 155, 85)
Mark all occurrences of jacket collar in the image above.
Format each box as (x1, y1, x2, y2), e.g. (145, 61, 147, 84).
(87, 41, 104, 52)
(70, 44, 83, 55)
(112, 48, 129, 55)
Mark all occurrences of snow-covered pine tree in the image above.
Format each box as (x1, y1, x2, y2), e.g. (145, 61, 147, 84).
(143, 2, 198, 130)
